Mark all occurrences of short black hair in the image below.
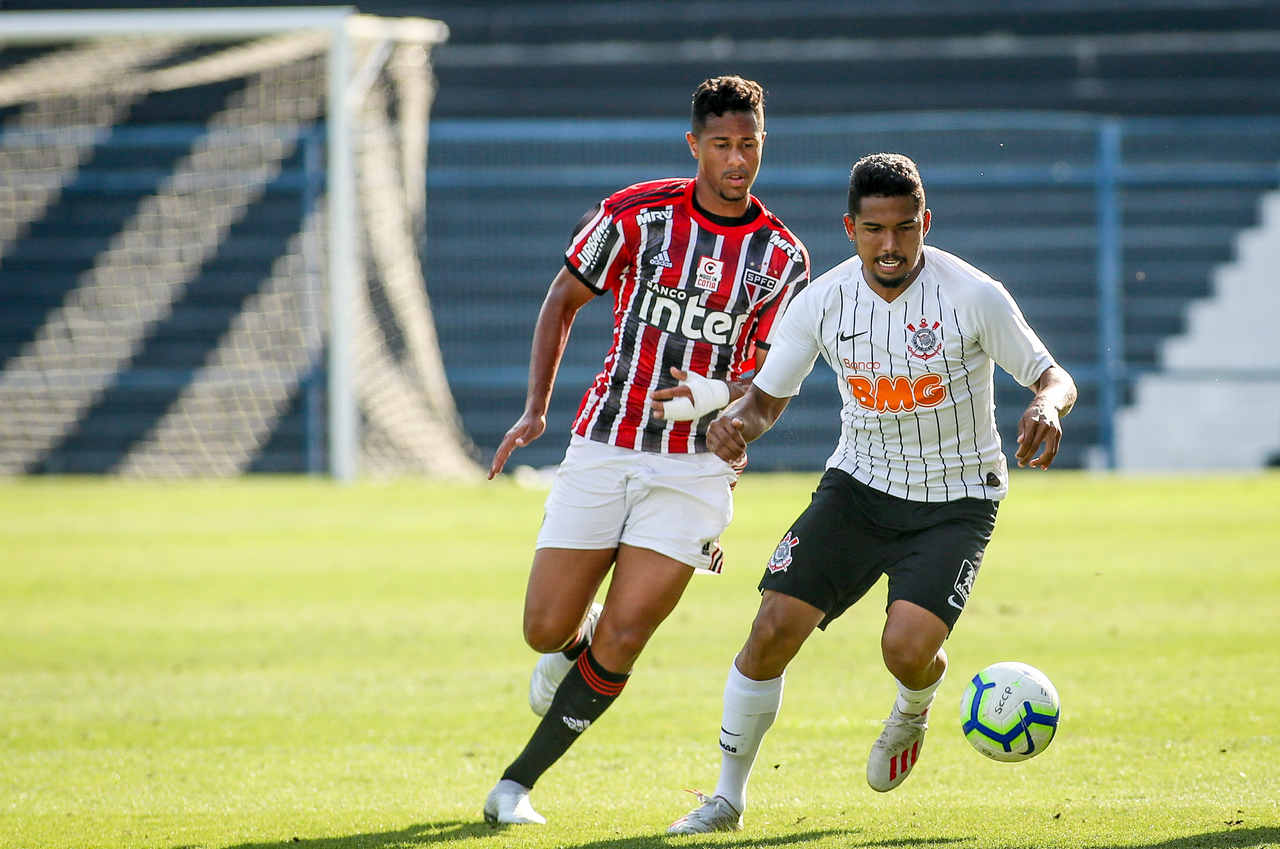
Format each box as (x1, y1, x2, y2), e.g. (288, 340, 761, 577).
(847, 153, 925, 217)
(690, 75, 765, 135)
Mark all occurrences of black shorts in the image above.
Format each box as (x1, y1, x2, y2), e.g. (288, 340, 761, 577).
(758, 468, 999, 632)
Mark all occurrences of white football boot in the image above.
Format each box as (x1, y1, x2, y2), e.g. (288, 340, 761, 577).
(866, 704, 929, 792)
(667, 790, 743, 834)
(528, 601, 602, 716)
(483, 779, 546, 825)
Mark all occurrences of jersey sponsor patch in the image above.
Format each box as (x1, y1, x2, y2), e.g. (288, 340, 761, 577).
(768, 229, 805, 264)
(695, 256, 724, 291)
(636, 280, 750, 344)
(576, 216, 613, 268)
(846, 373, 948, 413)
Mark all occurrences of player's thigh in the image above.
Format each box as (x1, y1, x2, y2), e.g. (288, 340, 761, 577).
(591, 543, 696, 672)
(886, 498, 999, 633)
(522, 546, 615, 651)
(758, 468, 888, 629)
(619, 452, 736, 572)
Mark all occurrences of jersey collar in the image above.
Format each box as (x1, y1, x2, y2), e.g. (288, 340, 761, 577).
(685, 179, 762, 232)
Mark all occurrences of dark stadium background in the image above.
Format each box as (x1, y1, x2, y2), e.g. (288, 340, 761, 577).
(5, 0, 1278, 472)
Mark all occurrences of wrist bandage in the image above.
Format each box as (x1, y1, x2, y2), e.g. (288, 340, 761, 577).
(660, 372, 731, 421)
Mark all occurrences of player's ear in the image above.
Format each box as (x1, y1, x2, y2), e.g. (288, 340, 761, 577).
(685, 131, 699, 160)
(921, 208, 932, 237)
(843, 213, 856, 242)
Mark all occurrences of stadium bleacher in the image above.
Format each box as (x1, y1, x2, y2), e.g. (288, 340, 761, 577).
(413, 0, 1280, 470)
(2, 0, 1278, 473)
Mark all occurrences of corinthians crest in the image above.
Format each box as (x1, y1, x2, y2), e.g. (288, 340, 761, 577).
(906, 318, 943, 361)
(767, 532, 800, 574)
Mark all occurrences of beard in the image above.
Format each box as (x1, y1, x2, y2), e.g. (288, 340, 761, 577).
(869, 255, 912, 288)
(717, 184, 749, 202)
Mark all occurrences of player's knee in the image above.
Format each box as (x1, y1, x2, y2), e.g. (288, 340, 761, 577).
(522, 613, 575, 653)
(591, 619, 649, 669)
(880, 630, 939, 681)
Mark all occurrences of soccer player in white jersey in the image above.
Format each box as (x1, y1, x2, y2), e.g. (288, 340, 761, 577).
(668, 152, 1077, 834)
(481, 76, 809, 826)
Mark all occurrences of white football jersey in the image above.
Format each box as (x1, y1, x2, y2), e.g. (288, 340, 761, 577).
(754, 245, 1055, 502)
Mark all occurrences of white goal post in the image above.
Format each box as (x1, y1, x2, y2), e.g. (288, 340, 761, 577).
(0, 7, 478, 480)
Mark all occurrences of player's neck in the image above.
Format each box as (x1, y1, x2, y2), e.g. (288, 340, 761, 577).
(691, 182, 755, 223)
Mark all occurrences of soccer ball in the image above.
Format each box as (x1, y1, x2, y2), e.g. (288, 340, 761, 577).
(960, 661, 1060, 762)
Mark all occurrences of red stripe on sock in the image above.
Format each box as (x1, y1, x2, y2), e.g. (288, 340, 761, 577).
(576, 652, 626, 697)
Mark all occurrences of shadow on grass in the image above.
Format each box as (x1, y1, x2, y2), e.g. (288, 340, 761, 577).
(1101, 828, 1280, 849)
(205, 821, 865, 848)
(196, 822, 1280, 849)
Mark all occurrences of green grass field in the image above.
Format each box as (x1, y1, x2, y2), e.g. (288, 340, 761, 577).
(2, 472, 1277, 849)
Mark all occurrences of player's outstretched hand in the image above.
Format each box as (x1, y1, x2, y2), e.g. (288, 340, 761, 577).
(1015, 401, 1063, 469)
(707, 414, 748, 466)
(489, 412, 546, 479)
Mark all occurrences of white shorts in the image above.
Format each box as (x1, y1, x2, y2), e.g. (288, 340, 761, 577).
(536, 435, 737, 572)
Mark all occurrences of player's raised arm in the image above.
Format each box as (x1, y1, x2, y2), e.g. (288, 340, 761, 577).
(1015, 364, 1078, 470)
(488, 266, 596, 479)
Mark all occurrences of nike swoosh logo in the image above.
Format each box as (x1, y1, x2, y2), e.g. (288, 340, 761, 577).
(839, 331, 869, 341)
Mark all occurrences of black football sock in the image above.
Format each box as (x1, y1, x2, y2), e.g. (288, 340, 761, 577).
(560, 628, 590, 662)
(501, 648, 628, 789)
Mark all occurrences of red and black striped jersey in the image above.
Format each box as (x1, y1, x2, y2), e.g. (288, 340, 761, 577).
(564, 177, 809, 454)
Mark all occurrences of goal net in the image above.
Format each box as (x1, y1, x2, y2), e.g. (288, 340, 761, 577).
(0, 9, 478, 479)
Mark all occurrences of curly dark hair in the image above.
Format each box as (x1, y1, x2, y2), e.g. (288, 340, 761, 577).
(690, 75, 765, 135)
(847, 153, 925, 217)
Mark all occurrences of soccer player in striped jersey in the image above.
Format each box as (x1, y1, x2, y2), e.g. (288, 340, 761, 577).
(482, 75, 809, 826)
(668, 153, 1077, 834)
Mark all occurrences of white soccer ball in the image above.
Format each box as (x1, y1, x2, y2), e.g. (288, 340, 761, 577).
(959, 661, 1060, 762)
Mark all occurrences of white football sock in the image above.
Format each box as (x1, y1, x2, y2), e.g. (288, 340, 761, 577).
(894, 667, 945, 716)
(712, 661, 783, 814)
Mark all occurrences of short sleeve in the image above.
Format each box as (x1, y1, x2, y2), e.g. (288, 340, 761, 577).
(752, 286, 823, 398)
(976, 281, 1055, 387)
(564, 200, 627, 295)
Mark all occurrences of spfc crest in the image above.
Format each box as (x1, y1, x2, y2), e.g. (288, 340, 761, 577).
(743, 268, 779, 300)
(767, 531, 800, 574)
(906, 318, 943, 361)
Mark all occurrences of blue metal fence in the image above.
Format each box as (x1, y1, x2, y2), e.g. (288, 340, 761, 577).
(427, 112, 1280, 470)
(4, 114, 1278, 472)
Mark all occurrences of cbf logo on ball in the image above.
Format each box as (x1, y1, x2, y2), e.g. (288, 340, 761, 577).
(906, 317, 943, 361)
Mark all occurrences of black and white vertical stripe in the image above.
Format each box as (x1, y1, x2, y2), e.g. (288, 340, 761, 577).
(756, 246, 1055, 503)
